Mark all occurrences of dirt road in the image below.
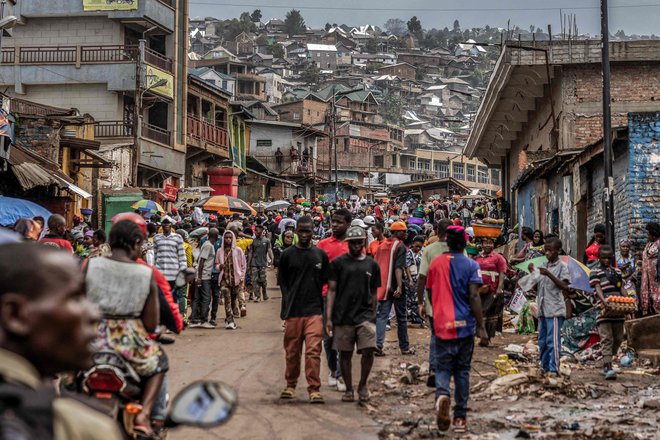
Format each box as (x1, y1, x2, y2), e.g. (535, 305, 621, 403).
(166, 271, 381, 440)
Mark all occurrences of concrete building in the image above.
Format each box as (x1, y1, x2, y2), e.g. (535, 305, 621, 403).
(465, 40, 660, 257)
(1, 0, 189, 190)
(307, 44, 338, 70)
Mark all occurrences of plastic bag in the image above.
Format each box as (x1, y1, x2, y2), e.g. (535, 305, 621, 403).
(517, 301, 536, 335)
(508, 288, 527, 314)
(518, 269, 541, 292)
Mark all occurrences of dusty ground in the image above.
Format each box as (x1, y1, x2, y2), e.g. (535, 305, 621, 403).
(165, 270, 660, 439)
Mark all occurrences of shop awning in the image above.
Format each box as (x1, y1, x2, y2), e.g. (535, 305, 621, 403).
(7, 145, 91, 199)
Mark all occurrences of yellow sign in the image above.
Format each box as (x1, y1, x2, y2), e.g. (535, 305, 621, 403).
(145, 65, 174, 99)
(83, 0, 139, 11)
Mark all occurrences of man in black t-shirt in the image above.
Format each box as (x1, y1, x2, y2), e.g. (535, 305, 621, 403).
(278, 216, 329, 404)
(326, 226, 381, 403)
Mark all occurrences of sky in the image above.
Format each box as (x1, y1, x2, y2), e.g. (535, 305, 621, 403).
(188, 0, 659, 36)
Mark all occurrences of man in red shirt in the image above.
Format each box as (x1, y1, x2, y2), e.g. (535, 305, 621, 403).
(39, 214, 73, 252)
(317, 208, 351, 392)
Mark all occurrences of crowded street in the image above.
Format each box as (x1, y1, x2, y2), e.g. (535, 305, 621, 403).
(1, 1, 660, 439)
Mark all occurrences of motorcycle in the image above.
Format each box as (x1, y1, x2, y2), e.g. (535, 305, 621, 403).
(78, 350, 237, 438)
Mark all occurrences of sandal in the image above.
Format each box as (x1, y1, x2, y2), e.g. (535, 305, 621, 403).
(309, 392, 324, 404)
(134, 424, 157, 440)
(280, 387, 295, 399)
(358, 388, 370, 403)
(341, 390, 355, 402)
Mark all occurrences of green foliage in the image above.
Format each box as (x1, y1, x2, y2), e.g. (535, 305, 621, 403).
(250, 9, 262, 22)
(407, 16, 423, 40)
(380, 91, 408, 126)
(301, 64, 321, 87)
(365, 37, 378, 54)
(284, 9, 306, 37)
(271, 43, 285, 59)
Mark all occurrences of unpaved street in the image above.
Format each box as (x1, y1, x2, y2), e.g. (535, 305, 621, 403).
(167, 271, 381, 440)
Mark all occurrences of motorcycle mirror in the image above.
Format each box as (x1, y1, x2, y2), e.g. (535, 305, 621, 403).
(166, 381, 237, 428)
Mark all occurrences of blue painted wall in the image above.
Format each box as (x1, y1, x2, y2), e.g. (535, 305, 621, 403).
(626, 112, 660, 249)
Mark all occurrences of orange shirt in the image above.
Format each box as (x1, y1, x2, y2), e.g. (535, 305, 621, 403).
(368, 238, 383, 256)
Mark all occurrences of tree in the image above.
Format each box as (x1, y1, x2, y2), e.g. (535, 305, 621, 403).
(384, 18, 406, 36)
(325, 22, 332, 32)
(284, 9, 306, 37)
(239, 12, 256, 33)
(407, 16, 422, 39)
(365, 37, 378, 53)
(300, 64, 321, 87)
(380, 91, 407, 126)
(453, 19, 460, 31)
(250, 9, 262, 23)
(271, 43, 285, 59)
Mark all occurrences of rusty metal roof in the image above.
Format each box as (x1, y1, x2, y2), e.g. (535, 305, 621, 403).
(7, 145, 73, 191)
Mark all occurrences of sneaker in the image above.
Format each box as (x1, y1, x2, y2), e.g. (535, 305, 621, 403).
(452, 417, 468, 433)
(200, 321, 216, 329)
(435, 395, 451, 431)
(426, 373, 435, 388)
(328, 374, 338, 387)
(386, 324, 391, 331)
(604, 369, 617, 380)
(336, 377, 347, 392)
(240, 307, 247, 317)
(188, 321, 202, 329)
(209, 320, 217, 327)
(225, 321, 237, 330)
(263, 294, 269, 301)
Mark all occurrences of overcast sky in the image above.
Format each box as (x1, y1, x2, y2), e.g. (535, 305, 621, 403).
(189, 0, 659, 36)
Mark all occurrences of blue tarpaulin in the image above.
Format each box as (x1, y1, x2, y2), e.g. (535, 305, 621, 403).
(0, 196, 52, 227)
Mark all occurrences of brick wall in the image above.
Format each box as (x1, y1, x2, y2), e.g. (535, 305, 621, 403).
(626, 112, 660, 249)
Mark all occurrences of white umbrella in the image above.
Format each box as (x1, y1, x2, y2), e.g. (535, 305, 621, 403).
(265, 200, 291, 211)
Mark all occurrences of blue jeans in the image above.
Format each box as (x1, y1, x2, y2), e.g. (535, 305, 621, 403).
(191, 279, 212, 323)
(538, 316, 564, 373)
(168, 281, 186, 321)
(376, 296, 409, 351)
(435, 336, 474, 418)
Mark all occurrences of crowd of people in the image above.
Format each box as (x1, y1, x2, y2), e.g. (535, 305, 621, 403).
(1, 194, 659, 436)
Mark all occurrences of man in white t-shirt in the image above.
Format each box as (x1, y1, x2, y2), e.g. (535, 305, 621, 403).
(192, 228, 218, 328)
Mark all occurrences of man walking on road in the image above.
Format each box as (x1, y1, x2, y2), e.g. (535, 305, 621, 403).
(278, 216, 329, 404)
(425, 226, 486, 433)
(215, 230, 246, 330)
(192, 228, 218, 328)
(374, 221, 413, 355)
(153, 217, 187, 308)
(247, 224, 273, 302)
(317, 208, 352, 391)
(326, 226, 381, 403)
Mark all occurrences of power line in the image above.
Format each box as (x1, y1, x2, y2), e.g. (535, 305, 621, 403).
(188, 1, 660, 12)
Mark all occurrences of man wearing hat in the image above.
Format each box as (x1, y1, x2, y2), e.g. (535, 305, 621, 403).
(326, 226, 381, 402)
(373, 221, 414, 356)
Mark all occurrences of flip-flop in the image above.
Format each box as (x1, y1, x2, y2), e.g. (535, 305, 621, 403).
(341, 390, 355, 402)
(309, 392, 324, 404)
(134, 424, 158, 440)
(358, 388, 370, 403)
(280, 387, 295, 399)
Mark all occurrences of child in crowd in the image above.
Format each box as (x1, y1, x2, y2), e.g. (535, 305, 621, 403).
(590, 245, 626, 380)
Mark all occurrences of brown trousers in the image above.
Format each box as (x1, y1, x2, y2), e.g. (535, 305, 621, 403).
(220, 284, 239, 323)
(283, 314, 323, 393)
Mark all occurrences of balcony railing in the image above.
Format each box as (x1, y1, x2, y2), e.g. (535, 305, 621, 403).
(144, 47, 173, 73)
(186, 115, 229, 149)
(142, 122, 172, 146)
(94, 120, 134, 138)
(1, 45, 172, 72)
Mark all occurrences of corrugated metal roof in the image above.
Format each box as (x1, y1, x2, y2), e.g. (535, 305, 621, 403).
(11, 162, 61, 190)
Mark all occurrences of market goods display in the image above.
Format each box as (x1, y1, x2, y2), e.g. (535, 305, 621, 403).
(598, 295, 637, 318)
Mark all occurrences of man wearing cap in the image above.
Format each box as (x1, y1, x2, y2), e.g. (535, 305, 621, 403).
(313, 216, 325, 240)
(374, 221, 413, 356)
(153, 216, 187, 302)
(363, 215, 376, 246)
(326, 226, 381, 403)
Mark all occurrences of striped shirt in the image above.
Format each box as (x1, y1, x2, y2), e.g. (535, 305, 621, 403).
(153, 232, 187, 281)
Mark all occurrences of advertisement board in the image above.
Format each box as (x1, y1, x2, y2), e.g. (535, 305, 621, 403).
(145, 65, 174, 99)
(83, 0, 139, 11)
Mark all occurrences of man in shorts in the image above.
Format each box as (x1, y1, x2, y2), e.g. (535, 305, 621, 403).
(326, 226, 381, 403)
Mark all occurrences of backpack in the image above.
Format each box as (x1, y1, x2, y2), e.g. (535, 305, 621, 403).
(0, 377, 55, 440)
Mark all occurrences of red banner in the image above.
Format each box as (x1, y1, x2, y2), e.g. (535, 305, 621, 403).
(163, 184, 178, 201)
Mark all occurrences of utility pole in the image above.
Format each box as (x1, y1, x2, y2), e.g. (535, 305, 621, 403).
(132, 39, 145, 187)
(332, 90, 338, 201)
(601, 0, 615, 245)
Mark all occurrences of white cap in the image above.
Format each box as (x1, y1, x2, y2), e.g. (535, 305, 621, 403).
(363, 215, 376, 226)
(351, 218, 367, 229)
